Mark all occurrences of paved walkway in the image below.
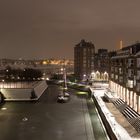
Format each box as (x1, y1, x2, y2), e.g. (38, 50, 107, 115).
(0, 85, 95, 140)
(81, 98, 95, 140)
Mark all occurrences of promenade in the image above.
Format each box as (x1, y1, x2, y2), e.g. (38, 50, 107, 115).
(0, 85, 96, 140)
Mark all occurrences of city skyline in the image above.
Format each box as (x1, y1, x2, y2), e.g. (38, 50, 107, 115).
(0, 0, 140, 59)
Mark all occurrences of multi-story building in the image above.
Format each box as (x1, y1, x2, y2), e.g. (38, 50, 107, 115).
(110, 42, 140, 113)
(74, 39, 95, 80)
(94, 49, 110, 81)
(74, 40, 115, 81)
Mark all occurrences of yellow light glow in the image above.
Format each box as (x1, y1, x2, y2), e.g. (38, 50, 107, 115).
(42, 61, 47, 65)
(76, 92, 88, 95)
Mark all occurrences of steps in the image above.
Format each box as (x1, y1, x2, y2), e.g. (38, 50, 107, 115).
(113, 98, 140, 132)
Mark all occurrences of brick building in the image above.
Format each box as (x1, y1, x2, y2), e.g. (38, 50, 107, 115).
(74, 39, 95, 80)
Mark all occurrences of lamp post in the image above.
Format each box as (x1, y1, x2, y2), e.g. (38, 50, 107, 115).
(83, 74, 86, 81)
(62, 59, 68, 96)
(2, 79, 4, 89)
(63, 68, 67, 89)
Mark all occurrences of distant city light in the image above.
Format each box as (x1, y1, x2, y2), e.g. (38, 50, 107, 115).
(46, 77, 49, 80)
(1, 107, 7, 110)
(42, 61, 47, 65)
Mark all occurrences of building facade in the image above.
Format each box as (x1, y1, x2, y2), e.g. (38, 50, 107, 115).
(74, 39, 95, 80)
(94, 49, 110, 81)
(110, 43, 140, 113)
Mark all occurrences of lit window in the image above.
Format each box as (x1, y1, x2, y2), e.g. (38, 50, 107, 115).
(128, 80, 133, 88)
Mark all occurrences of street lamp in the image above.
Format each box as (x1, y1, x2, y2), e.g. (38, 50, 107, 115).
(83, 74, 86, 81)
(60, 68, 64, 75)
(2, 79, 4, 88)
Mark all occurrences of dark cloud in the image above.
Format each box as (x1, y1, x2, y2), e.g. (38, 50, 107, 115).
(0, 0, 140, 59)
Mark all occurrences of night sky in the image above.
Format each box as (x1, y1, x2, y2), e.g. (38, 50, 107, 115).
(0, 0, 140, 59)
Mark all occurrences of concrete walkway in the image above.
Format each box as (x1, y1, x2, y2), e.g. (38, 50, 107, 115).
(81, 98, 95, 140)
(0, 85, 95, 140)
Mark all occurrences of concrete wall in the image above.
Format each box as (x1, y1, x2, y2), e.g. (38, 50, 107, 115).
(92, 95, 117, 140)
(34, 81, 48, 99)
(89, 87, 117, 140)
(1, 88, 32, 101)
(1, 81, 48, 101)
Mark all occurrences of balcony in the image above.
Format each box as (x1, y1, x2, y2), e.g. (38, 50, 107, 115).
(111, 67, 114, 72)
(119, 68, 123, 75)
(111, 73, 114, 79)
(137, 58, 140, 68)
(128, 63, 134, 68)
(114, 67, 118, 73)
(128, 69, 134, 78)
(119, 79, 123, 84)
(136, 84, 140, 92)
(136, 71, 140, 80)
(127, 80, 133, 88)
(137, 63, 140, 68)
(136, 76, 140, 80)
(128, 75, 134, 79)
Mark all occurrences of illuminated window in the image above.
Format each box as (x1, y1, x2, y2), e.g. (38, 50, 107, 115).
(115, 75, 118, 80)
(119, 76, 123, 83)
(119, 68, 123, 74)
(42, 61, 47, 65)
(128, 80, 133, 88)
(111, 74, 114, 79)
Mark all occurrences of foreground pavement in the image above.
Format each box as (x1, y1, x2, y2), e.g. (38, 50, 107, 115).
(0, 85, 96, 140)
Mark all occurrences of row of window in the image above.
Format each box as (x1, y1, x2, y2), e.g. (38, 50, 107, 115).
(112, 58, 140, 68)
